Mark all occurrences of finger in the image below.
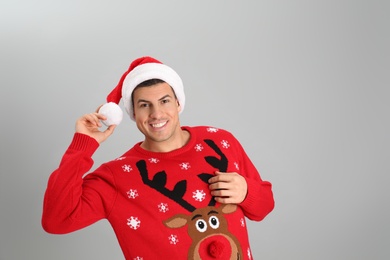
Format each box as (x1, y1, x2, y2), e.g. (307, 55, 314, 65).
(210, 189, 232, 198)
(94, 112, 108, 122)
(83, 113, 102, 127)
(95, 104, 104, 113)
(209, 182, 230, 191)
(215, 191, 245, 204)
(208, 172, 231, 184)
(104, 124, 117, 135)
(216, 172, 238, 181)
(213, 196, 234, 204)
(92, 113, 110, 128)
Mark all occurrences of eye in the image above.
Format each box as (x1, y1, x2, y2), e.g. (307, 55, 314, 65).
(209, 216, 220, 229)
(139, 103, 149, 108)
(195, 219, 207, 233)
(161, 99, 170, 104)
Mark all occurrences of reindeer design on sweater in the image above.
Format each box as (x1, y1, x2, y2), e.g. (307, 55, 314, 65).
(164, 204, 242, 259)
(136, 139, 243, 259)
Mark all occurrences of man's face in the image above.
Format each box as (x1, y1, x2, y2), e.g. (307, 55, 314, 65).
(132, 82, 182, 150)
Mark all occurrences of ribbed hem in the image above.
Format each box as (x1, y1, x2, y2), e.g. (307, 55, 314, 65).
(240, 177, 262, 209)
(240, 178, 274, 221)
(68, 133, 99, 157)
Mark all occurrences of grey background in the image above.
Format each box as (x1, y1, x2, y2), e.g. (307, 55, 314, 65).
(1, 1, 389, 259)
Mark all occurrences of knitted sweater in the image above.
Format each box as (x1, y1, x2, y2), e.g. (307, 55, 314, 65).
(42, 126, 274, 259)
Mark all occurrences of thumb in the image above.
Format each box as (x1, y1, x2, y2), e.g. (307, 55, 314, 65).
(103, 124, 117, 137)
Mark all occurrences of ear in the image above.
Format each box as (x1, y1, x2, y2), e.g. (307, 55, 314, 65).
(176, 100, 181, 112)
(220, 204, 237, 214)
(164, 214, 188, 228)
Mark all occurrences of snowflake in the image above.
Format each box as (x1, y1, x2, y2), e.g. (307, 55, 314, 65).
(221, 140, 230, 149)
(127, 189, 139, 199)
(168, 234, 179, 245)
(133, 257, 143, 260)
(234, 162, 240, 170)
(115, 156, 126, 161)
(179, 162, 191, 170)
(247, 248, 252, 260)
(122, 164, 132, 172)
(194, 143, 204, 152)
(127, 216, 141, 230)
(240, 218, 245, 227)
(207, 127, 219, 133)
(192, 190, 206, 202)
(158, 203, 169, 213)
(149, 158, 159, 163)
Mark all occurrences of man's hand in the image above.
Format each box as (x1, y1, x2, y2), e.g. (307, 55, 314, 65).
(208, 171, 248, 204)
(75, 111, 116, 144)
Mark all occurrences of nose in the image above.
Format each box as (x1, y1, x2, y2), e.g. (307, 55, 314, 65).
(149, 106, 163, 119)
(208, 240, 225, 258)
(198, 235, 232, 259)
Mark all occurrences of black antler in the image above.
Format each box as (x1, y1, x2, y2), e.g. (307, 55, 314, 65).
(197, 139, 229, 207)
(136, 160, 196, 212)
(135, 139, 229, 211)
(204, 139, 228, 172)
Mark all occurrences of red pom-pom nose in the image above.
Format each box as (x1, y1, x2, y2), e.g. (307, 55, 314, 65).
(208, 240, 225, 258)
(199, 235, 232, 259)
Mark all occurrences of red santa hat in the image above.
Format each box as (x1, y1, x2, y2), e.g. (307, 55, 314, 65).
(98, 56, 185, 126)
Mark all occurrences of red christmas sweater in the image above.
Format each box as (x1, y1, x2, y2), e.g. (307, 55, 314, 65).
(42, 126, 274, 260)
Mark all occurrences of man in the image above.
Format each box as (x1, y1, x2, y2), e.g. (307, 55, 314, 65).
(42, 56, 274, 259)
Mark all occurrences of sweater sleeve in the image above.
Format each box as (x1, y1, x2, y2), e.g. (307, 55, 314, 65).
(41, 133, 117, 234)
(230, 134, 275, 221)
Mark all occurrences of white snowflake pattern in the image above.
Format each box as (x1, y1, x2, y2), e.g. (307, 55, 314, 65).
(149, 158, 159, 163)
(179, 162, 191, 170)
(168, 234, 179, 245)
(122, 164, 132, 172)
(240, 218, 245, 227)
(133, 257, 143, 260)
(194, 143, 204, 152)
(234, 162, 240, 170)
(127, 216, 141, 230)
(221, 140, 230, 149)
(247, 248, 252, 260)
(192, 190, 206, 202)
(127, 189, 139, 199)
(158, 203, 169, 213)
(207, 127, 219, 133)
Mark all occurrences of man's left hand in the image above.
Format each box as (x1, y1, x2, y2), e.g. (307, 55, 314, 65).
(208, 172, 248, 204)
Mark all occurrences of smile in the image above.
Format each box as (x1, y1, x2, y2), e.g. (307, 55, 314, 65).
(151, 121, 167, 128)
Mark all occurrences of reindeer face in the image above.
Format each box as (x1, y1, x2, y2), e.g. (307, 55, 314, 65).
(187, 206, 229, 237)
(164, 204, 242, 260)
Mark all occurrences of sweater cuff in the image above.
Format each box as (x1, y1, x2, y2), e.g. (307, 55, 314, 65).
(68, 133, 100, 157)
(240, 177, 261, 209)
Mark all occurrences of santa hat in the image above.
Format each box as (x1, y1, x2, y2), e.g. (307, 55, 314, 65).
(98, 56, 185, 126)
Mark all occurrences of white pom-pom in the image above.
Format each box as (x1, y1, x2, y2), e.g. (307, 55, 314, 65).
(98, 102, 123, 126)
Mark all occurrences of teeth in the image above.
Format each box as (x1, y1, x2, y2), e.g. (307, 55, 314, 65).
(152, 122, 166, 128)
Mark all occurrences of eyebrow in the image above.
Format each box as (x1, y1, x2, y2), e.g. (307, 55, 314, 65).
(137, 94, 172, 104)
(191, 214, 202, 221)
(159, 94, 172, 101)
(190, 210, 219, 221)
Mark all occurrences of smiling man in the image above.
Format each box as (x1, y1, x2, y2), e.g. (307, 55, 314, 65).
(133, 79, 189, 152)
(42, 56, 274, 260)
